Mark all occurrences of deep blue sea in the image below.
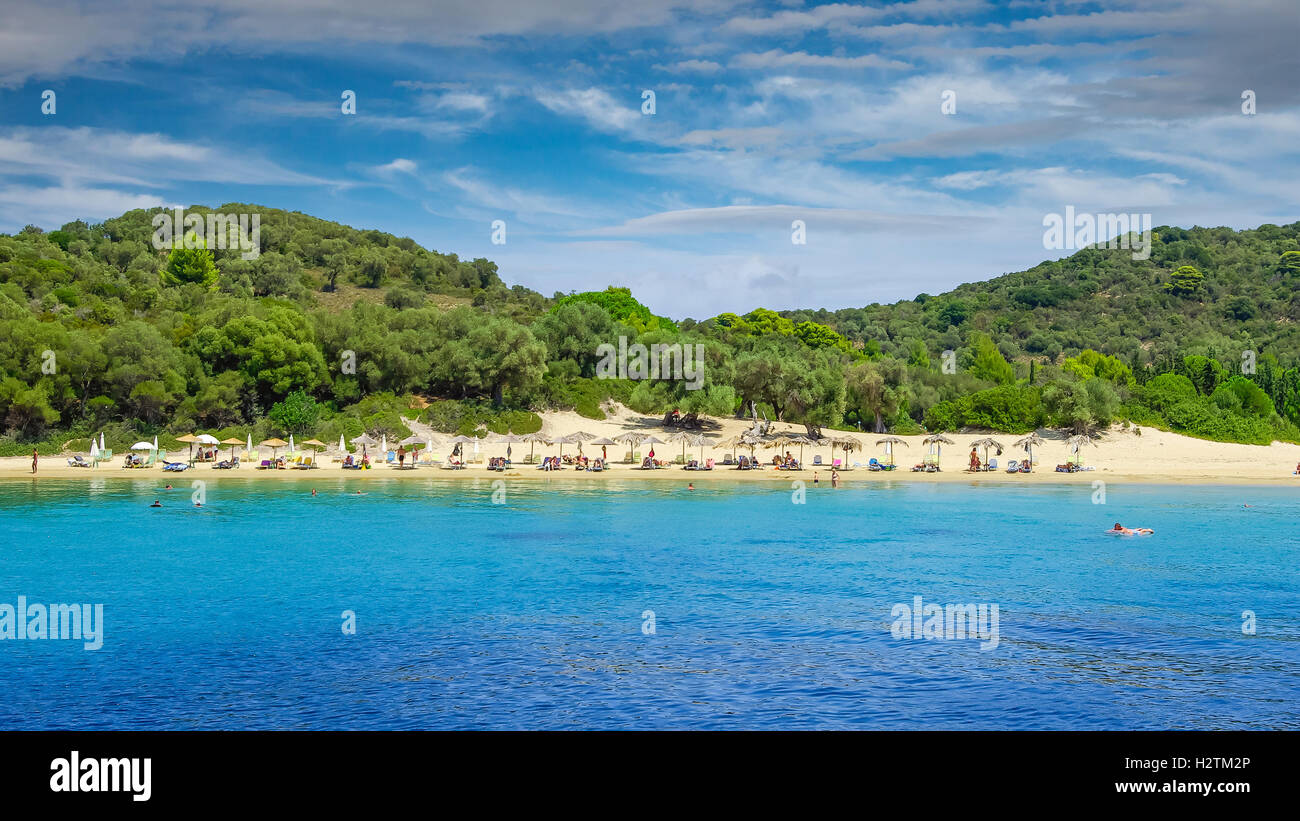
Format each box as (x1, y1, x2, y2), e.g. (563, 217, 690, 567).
(0, 476, 1296, 729)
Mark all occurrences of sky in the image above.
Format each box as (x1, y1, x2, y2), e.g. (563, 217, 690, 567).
(0, 0, 1297, 319)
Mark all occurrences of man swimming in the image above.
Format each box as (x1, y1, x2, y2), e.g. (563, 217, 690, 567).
(1111, 522, 1154, 535)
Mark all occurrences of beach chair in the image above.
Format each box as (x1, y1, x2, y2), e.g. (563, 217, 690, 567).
(292, 454, 315, 469)
(868, 458, 883, 471)
(812, 455, 823, 466)
(67, 454, 91, 468)
(1006, 459, 1019, 473)
(986, 458, 998, 471)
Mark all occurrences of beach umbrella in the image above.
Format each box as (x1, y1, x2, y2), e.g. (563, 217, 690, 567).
(175, 433, 198, 462)
(397, 434, 423, 463)
(301, 438, 326, 451)
(922, 433, 954, 468)
(1066, 433, 1095, 466)
(613, 431, 648, 462)
(832, 435, 861, 469)
(98, 432, 105, 450)
(152, 435, 158, 451)
(692, 433, 715, 462)
(247, 433, 253, 455)
(1014, 433, 1044, 466)
(130, 441, 153, 451)
(447, 434, 478, 463)
(288, 433, 295, 453)
(351, 433, 377, 460)
(380, 434, 387, 455)
(221, 437, 244, 462)
(338, 433, 346, 453)
(89, 440, 99, 461)
(665, 430, 695, 461)
(876, 436, 908, 467)
(567, 430, 597, 456)
(260, 437, 288, 462)
(716, 434, 744, 461)
(969, 437, 1004, 469)
(521, 432, 551, 462)
(740, 433, 763, 462)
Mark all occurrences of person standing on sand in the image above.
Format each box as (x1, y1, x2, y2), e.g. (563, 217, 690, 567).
(601, 444, 606, 461)
(813, 472, 819, 485)
(831, 469, 839, 488)
(31, 448, 38, 474)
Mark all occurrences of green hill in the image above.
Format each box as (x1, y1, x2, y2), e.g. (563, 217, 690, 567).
(2, 206, 1299, 456)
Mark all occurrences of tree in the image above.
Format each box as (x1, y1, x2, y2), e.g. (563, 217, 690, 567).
(967, 332, 1014, 384)
(161, 233, 219, 288)
(1165, 265, 1204, 297)
(847, 361, 902, 432)
(269, 389, 321, 433)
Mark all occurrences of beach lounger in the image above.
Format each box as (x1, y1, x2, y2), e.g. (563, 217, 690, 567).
(67, 455, 91, 468)
(162, 461, 189, 472)
(987, 458, 998, 471)
(813, 455, 823, 466)
(292, 454, 315, 469)
(1006, 459, 1019, 472)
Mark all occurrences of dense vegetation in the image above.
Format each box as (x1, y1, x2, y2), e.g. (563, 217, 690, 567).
(2, 204, 1299, 456)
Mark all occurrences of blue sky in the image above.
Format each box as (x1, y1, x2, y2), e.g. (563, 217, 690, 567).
(1, 0, 1297, 318)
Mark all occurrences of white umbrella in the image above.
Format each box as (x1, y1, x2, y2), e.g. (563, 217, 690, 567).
(130, 441, 153, 450)
(99, 432, 105, 450)
(338, 434, 346, 452)
(246, 433, 253, 454)
(381, 434, 388, 454)
(152, 435, 158, 450)
(89, 440, 99, 459)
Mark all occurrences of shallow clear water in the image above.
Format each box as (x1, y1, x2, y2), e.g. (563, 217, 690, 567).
(0, 476, 1296, 729)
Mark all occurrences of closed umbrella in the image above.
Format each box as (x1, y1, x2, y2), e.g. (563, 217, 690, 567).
(288, 433, 295, 454)
(338, 433, 346, 453)
(247, 433, 253, 456)
(380, 434, 387, 456)
(152, 435, 158, 451)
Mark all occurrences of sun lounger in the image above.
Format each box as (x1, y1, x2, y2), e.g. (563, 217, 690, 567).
(67, 455, 91, 468)
(292, 454, 315, 469)
(813, 455, 823, 466)
(162, 461, 189, 472)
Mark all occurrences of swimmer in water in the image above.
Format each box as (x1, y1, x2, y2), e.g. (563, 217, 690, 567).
(813, 472, 819, 485)
(687, 482, 694, 491)
(1110, 522, 1153, 535)
(165, 484, 172, 490)
(830, 469, 839, 488)
(150, 500, 162, 507)
(311, 489, 317, 497)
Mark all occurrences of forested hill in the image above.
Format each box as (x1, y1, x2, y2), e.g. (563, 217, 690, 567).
(783, 222, 1300, 369)
(3, 206, 1300, 456)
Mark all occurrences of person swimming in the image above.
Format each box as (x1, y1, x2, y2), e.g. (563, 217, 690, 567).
(1110, 522, 1154, 535)
(150, 500, 162, 507)
(687, 482, 694, 491)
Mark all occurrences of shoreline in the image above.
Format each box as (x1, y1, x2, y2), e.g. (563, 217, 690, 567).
(8, 407, 1300, 488)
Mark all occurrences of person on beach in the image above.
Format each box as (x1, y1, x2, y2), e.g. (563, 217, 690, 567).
(969, 448, 981, 471)
(601, 445, 607, 461)
(31, 449, 37, 474)
(397, 445, 406, 467)
(813, 472, 819, 485)
(831, 469, 839, 488)
(507, 444, 512, 463)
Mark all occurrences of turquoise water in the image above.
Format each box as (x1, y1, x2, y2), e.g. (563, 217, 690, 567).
(0, 476, 1296, 729)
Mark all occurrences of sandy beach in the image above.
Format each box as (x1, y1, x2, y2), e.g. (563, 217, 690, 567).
(5, 404, 1300, 486)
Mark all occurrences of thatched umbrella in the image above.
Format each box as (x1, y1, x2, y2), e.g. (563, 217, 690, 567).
(922, 434, 954, 469)
(715, 434, 744, 462)
(260, 437, 289, 463)
(350, 433, 377, 461)
(691, 433, 714, 463)
(968, 437, 1004, 469)
(567, 430, 598, 457)
(1014, 432, 1044, 466)
(220, 437, 244, 463)
(832, 435, 861, 469)
(521, 432, 551, 463)
(1066, 433, 1095, 466)
(175, 432, 198, 462)
(876, 435, 908, 467)
(665, 430, 696, 462)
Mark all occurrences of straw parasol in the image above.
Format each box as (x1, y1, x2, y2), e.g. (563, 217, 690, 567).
(691, 433, 715, 463)
(665, 430, 696, 462)
(220, 437, 244, 462)
(1014, 432, 1044, 466)
(351, 433, 377, 459)
(260, 437, 289, 461)
(770, 433, 814, 467)
(301, 438, 326, 451)
(832, 435, 861, 469)
(876, 435, 908, 467)
(1066, 433, 1095, 466)
(922, 433, 954, 468)
(175, 432, 198, 462)
(520, 432, 551, 462)
(968, 437, 1004, 469)
(567, 430, 597, 456)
